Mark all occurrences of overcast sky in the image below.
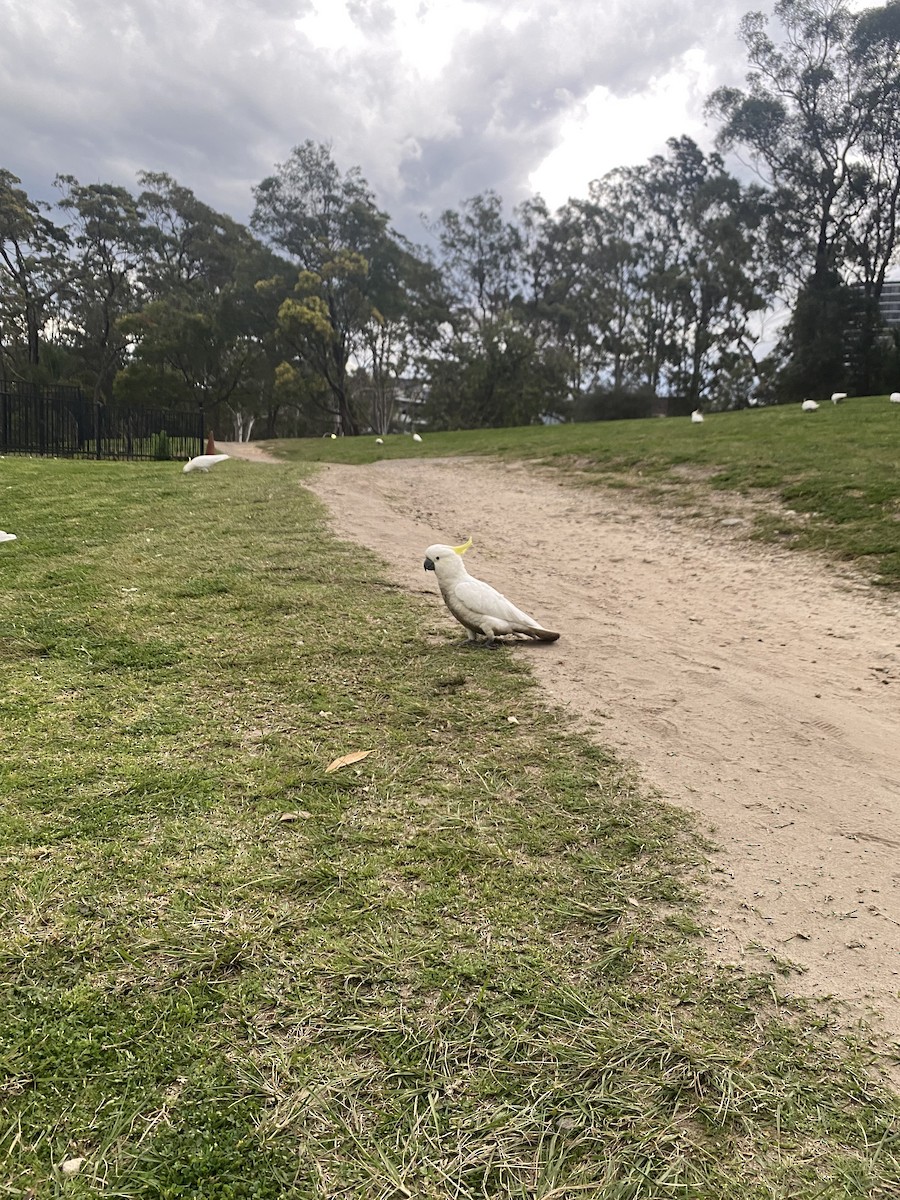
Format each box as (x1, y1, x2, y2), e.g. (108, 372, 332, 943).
(3, 0, 777, 243)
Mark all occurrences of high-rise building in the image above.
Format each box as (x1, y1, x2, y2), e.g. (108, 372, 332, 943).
(878, 280, 900, 326)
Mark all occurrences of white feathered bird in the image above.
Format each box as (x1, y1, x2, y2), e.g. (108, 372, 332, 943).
(831, 392, 847, 403)
(0, 531, 16, 543)
(424, 538, 560, 647)
(691, 410, 704, 423)
(412, 432, 423, 442)
(890, 392, 900, 403)
(801, 399, 819, 411)
(183, 453, 230, 473)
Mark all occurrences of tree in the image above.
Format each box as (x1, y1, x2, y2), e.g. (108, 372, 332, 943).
(116, 173, 290, 437)
(252, 142, 422, 435)
(430, 191, 523, 332)
(563, 141, 773, 411)
(0, 170, 70, 378)
(533, 192, 637, 400)
(425, 192, 568, 428)
(707, 0, 900, 395)
(54, 177, 147, 404)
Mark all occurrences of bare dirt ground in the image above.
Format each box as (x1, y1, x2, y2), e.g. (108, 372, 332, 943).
(300, 455, 900, 1046)
(214, 441, 284, 464)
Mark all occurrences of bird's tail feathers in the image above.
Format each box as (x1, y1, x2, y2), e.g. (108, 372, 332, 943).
(525, 627, 560, 642)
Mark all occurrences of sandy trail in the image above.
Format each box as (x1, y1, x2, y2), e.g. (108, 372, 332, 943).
(303, 456, 900, 1039)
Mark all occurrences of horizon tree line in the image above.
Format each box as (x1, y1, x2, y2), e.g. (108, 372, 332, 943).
(2, 0, 900, 437)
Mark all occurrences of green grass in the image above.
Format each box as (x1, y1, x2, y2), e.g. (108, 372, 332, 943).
(1, 455, 899, 1198)
(270, 395, 900, 587)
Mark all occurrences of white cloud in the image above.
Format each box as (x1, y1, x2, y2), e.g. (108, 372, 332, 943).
(0, 0, 768, 239)
(530, 47, 720, 206)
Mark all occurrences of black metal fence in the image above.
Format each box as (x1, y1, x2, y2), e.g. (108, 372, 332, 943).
(0, 381, 205, 461)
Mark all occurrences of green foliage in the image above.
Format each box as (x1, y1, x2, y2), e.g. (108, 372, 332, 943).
(708, 0, 900, 401)
(426, 318, 570, 429)
(152, 428, 171, 459)
(251, 141, 425, 437)
(6, 20, 900, 432)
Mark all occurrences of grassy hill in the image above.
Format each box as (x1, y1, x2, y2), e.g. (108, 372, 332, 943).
(270, 395, 900, 588)
(1, 417, 899, 1197)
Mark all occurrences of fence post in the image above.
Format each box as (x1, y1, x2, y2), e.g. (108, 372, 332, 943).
(95, 400, 102, 460)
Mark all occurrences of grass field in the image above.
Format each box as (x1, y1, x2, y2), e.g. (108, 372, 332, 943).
(272, 395, 900, 589)
(1, 435, 899, 1198)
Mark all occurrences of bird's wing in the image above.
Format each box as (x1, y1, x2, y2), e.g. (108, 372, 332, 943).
(454, 577, 539, 628)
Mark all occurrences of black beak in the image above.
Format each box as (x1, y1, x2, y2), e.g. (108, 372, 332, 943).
(423, 557, 435, 571)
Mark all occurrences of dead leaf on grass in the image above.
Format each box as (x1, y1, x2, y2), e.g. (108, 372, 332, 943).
(325, 750, 373, 773)
(278, 810, 312, 823)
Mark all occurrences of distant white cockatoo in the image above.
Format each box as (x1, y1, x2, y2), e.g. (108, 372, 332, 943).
(890, 392, 900, 404)
(748, 397, 759, 407)
(412, 432, 423, 442)
(801, 399, 819, 411)
(423, 538, 560, 647)
(0, 531, 16, 543)
(183, 453, 230, 473)
(375, 437, 384, 444)
(831, 392, 847, 403)
(691, 410, 704, 423)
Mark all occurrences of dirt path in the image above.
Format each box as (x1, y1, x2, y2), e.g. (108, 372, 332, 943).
(305, 456, 900, 1040)
(214, 441, 283, 464)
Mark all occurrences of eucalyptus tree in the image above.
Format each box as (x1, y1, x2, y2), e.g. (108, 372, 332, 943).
(707, 0, 900, 394)
(426, 191, 568, 428)
(116, 172, 291, 437)
(137, 170, 253, 296)
(512, 195, 588, 417)
(351, 234, 445, 434)
(431, 190, 523, 332)
(568, 140, 773, 412)
(537, 191, 638, 401)
(54, 176, 147, 404)
(0, 169, 70, 377)
(252, 141, 421, 435)
(639, 138, 773, 409)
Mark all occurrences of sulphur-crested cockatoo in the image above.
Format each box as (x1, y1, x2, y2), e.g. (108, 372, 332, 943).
(890, 392, 900, 403)
(690, 409, 704, 423)
(801, 399, 819, 411)
(831, 392, 847, 403)
(0, 531, 16, 543)
(183, 453, 230, 473)
(424, 538, 560, 647)
(412, 432, 423, 442)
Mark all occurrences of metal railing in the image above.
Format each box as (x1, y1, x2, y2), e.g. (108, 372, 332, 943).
(0, 381, 204, 461)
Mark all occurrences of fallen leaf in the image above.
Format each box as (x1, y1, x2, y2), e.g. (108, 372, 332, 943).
(506, 716, 519, 724)
(278, 810, 312, 822)
(60, 1158, 85, 1176)
(325, 750, 373, 773)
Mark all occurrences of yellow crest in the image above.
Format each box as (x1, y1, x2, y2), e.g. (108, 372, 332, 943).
(453, 536, 473, 555)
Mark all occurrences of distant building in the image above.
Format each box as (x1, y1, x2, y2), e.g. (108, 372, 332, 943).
(878, 280, 900, 326)
(393, 379, 427, 431)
